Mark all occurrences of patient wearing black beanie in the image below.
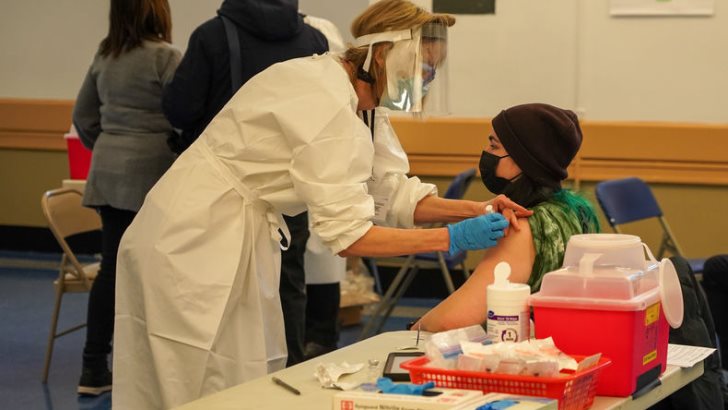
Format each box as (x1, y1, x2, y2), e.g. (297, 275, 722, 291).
(415, 102, 600, 333)
(491, 103, 583, 189)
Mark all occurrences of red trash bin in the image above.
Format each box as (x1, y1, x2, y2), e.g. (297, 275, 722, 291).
(64, 130, 92, 180)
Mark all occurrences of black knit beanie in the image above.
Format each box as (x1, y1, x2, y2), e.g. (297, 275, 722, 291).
(491, 103, 582, 189)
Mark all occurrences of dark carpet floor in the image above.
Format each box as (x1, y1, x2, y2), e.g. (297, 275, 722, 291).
(0, 250, 435, 410)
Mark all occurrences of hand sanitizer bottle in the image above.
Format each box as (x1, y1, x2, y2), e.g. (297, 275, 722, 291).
(486, 262, 531, 342)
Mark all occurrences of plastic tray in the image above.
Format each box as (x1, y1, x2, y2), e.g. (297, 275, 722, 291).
(400, 355, 611, 410)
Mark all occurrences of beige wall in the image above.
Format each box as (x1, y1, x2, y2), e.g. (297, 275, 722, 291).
(1, 99, 726, 262)
(2, 1, 727, 121)
(0, 145, 724, 262)
(0, 149, 68, 226)
(0, 0, 360, 100)
(0, 0, 725, 261)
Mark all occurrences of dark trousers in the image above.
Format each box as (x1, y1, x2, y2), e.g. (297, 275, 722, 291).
(305, 283, 340, 349)
(82, 206, 136, 370)
(280, 213, 310, 367)
(704, 255, 728, 371)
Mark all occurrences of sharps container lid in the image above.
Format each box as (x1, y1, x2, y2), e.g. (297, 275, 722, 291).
(659, 258, 684, 329)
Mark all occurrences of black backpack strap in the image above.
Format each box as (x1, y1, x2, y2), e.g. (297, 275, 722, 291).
(361, 109, 375, 139)
(220, 15, 243, 92)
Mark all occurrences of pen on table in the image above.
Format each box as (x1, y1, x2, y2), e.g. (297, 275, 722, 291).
(272, 376, 301, 395)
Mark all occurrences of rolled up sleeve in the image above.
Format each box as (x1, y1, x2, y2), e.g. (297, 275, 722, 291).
(384, 174, 437, 228)
(288, 104, 375, 254)
(369, 111, 437, 228)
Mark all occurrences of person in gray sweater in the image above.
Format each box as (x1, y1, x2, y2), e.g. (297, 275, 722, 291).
(71, 0, 180, 396)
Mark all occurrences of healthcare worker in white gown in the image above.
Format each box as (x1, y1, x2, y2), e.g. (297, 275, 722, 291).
(112, 1, 530, 408)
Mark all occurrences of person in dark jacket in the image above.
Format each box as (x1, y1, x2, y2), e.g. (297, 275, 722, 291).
(703, 255, 728, 373)
(651, 256, 726, 410)
(703, 254, 728, 410)
(162, 0, 328, 367)
(163, 0, 328, 151)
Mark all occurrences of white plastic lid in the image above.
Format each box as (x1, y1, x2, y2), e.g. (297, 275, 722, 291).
(487, 262, 530, 301)
(659, 258, 684, 329)
(563, 234, 646, 271)
(64, 124, 79, 139)
(568, 233, 641, 248)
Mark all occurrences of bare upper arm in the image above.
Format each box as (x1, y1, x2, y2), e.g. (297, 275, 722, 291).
(455, 216, 534, 299)
(417, 217, 535, 332)
(473, 216, 535, 285)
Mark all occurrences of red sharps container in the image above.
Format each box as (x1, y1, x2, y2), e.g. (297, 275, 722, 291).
(529, 234, 684, 397)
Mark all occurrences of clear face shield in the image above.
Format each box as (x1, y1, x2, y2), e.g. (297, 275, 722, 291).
(354, 22, 450, 114)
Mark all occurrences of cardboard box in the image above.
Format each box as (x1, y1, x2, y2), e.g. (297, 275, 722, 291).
(338, 305, 363, 327)
(339, 261, 381, 327)
(452, 393, 557, 410)
(333, 388, 483, 410)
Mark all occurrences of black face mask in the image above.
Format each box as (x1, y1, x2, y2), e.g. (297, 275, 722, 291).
(479, 151, 520, 194)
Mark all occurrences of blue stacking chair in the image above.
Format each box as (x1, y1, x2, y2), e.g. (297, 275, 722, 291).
(595, 177, 705, 274)
(360, 168, 477, 338)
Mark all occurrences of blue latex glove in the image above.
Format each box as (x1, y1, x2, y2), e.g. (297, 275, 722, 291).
(376, 377, 436, 395)
(447, 213, 509, 255)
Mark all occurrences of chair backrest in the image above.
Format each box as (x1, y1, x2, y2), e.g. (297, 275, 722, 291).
(443, 168, 477, 200)
(595, 177, 688, 259)
(594, 177, 663, 227)
(41, 189, 101, 283)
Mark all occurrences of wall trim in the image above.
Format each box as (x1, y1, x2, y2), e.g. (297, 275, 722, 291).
(391, 116, 728, 185)
(0, 99, 73, 151)
(2, 98, 727, 185)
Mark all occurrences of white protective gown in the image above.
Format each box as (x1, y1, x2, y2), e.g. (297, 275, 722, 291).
(301, 14, 348, 284)
(112, 54, 436, 409)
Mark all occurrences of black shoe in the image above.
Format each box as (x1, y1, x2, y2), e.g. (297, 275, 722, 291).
(304, 342, 336, 360)
(77, 367, 112, 396)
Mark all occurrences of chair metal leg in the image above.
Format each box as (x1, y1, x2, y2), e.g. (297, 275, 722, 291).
(657, 235, 669, 259)
(659, 216, 686, 257)
(363, 257, 383, 295)
(461, 263, 471, 280)
(42, 285, 64, 383)
(374, 266, 421, 335)
(55, 323, 86, 338)
(436, 252, 455, 294)
(359, 255, 415, 340)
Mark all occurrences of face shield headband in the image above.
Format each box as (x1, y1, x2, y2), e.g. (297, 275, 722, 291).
(353, 22, 450, 114)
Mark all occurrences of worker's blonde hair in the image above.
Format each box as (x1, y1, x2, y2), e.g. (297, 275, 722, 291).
(344, 0, 455, 84)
